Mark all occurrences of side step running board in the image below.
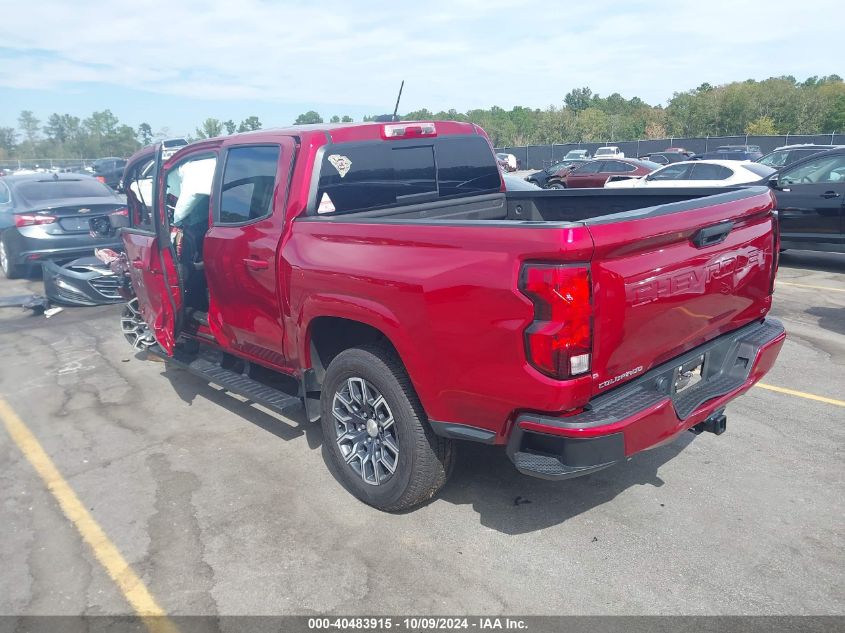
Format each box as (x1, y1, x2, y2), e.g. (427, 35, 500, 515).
(153, 349, 302, 416)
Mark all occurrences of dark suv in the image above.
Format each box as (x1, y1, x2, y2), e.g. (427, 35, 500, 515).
(697, 145, 763, 161)
(645, 152, 689, 165)
(91, 157, 128, 190)
(759, 147, 845, 253)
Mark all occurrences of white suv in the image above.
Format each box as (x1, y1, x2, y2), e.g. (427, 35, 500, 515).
(161, 138, 189, 160)
(594, 146, 625, 159)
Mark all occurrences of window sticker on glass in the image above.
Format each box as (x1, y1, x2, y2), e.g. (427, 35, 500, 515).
(318, 192, 336, 214)
(327, 154, 352, 178)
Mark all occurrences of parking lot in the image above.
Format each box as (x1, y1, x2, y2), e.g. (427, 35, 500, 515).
(0, 251, 842, 617)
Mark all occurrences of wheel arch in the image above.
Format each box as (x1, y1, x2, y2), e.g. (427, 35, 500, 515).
(296, 294, 437, 424)
(306, 316, 403, 386)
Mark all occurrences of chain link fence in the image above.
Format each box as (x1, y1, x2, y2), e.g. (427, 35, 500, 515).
(496, 134, 845, 170)
(0, 158, 101, 172)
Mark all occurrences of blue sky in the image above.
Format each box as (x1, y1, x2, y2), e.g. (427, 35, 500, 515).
(0, 0, 840, 138)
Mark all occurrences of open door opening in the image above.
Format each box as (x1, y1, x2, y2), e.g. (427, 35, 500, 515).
(164, 154, 217, 319)
(120, 143, 185, 355)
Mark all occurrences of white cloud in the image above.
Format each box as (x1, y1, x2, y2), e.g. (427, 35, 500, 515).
(0, 0, 841, 112)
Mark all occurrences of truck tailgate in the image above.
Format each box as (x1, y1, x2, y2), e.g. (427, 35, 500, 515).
(586, 188, 777, 396)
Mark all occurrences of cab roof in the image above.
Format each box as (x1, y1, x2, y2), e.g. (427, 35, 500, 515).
(174, 120, 485, 155)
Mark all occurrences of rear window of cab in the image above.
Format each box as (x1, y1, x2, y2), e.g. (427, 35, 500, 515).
(314, 135, 501, 215)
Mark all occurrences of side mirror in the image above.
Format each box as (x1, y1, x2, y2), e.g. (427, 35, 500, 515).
(767, 175, 781, 190)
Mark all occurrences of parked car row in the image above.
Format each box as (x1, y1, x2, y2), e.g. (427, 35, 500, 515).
(526, 142, 841, 175)
(605, 160, 774, 188)
(523, 144, 845, 254)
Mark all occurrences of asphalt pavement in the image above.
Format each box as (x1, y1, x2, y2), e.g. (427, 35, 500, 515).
(0, 250, 842, 617)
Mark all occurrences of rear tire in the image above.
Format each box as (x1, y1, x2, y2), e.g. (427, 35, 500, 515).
(548, 182, 565, 189)
(0, 233, 23, 279)
(320, 344, 455, 512)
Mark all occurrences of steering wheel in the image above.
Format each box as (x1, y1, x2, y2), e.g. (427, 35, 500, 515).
(800, 176, 812, 184)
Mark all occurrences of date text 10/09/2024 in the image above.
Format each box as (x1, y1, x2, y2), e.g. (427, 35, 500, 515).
(308, 618, 528, 630)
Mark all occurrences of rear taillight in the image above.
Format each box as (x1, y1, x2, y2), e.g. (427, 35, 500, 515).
(109, 207, 129, 217)
(95, 175, 106, 184)
(519, 263, 592, 379)
(15, 214, 56, 227)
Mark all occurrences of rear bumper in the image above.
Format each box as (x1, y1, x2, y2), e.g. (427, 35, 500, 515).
(7, 228, 122, 265)
(15, 242, 123, 265)
(506, 318, 786, 480)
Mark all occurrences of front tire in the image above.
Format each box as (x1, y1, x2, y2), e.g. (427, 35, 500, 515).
(0, 233, 23, 279)
(548, 182, 565, 189)
(320, 344, 454, 512)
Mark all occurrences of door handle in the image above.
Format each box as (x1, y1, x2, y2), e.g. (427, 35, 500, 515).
(243, 257, 269, 270)
(820, 191, 841, 199)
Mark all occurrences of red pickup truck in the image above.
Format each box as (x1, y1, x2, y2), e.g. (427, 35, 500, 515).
(117, 121, 785, 511)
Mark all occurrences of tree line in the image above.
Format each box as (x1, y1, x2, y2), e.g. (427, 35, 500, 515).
(2, 75, 843, 160)
(395, 75, 845, 148)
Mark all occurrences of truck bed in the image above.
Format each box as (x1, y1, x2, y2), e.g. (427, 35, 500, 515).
(302, 186, 758, 225)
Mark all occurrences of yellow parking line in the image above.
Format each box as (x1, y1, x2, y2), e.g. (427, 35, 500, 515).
(755, 383, 845, 407)
(776, 281, 845, 293)
(0, 398, 178, 633)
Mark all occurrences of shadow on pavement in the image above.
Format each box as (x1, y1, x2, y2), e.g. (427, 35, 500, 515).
(779, 250, 845, 274)
(159, 362, 322, 449)
(806, 306, 845, 336)
(436, 434, 694, 535)
(155, 355, 696, 534)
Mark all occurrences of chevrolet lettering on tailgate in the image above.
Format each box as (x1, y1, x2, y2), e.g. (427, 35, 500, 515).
(627, 248, 767, 307)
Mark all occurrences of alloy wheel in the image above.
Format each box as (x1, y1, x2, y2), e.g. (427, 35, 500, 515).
(332, 377, 399, 486)
(120, 298, 156, 350)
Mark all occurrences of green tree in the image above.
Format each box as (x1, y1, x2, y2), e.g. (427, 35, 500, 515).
(138, 122, 153, 145)
(745, 115, 778, 135)
(237, 116, 262, 132)
(0, 127, 17, 157)
(294, 111, 323, 125)
(403, 108, 433, 120)
(329, 115, 340, 123)
(819, 82, 845, 132)
(564, 87, 593, 113)
(341, 115, 353, 123)
(196, 118, 224, 139)
(18, 110, 40, 144)
(576, 108, 610, 141)
(113, 124, 141, 156)
(17, 110, 40, 155)
(223, 119, 237, 135)
(44, 113, 70, 144)
(84, 110, 121, 155)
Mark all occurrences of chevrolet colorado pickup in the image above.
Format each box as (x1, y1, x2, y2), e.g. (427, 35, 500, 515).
(117, 121, 785, 511)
